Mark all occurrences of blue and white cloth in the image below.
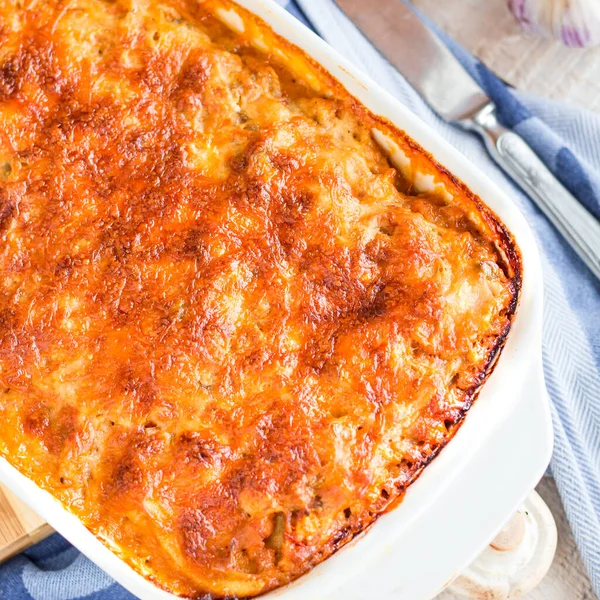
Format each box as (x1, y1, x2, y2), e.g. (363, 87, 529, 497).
(2, 1, 599, 598)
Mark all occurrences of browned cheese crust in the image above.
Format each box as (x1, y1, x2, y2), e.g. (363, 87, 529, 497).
(0, 0, 521, 597)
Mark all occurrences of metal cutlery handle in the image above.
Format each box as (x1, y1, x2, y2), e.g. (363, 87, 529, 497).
(469, 104, 600, 281)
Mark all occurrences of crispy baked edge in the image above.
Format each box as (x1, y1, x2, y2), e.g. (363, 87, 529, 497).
(0, 1, 523, 597)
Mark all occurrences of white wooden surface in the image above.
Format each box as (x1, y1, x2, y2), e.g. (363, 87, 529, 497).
(412, 0, 600, 112)
(437, 477, 596, 600)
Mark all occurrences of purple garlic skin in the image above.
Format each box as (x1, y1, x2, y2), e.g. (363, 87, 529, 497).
(508, 0, 600, 48)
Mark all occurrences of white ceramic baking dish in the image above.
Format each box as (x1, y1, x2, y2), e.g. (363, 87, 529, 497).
(0, 1, 553, 598)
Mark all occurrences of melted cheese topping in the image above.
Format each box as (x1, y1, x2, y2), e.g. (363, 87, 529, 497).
(0, 1, 521, 597)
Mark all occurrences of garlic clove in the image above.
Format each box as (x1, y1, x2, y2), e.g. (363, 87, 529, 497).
(508, 0, 600, 48)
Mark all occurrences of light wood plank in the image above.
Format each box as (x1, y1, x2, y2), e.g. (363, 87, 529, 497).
(0, 484, 53, 563)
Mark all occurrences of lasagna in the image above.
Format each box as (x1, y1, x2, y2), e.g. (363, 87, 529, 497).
(0, 0, 521, 597)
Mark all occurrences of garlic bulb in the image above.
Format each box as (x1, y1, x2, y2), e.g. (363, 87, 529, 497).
(508, 0, 600, 47)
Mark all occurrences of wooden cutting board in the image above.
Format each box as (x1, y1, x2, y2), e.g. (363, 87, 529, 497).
(0, 483, 53, 563)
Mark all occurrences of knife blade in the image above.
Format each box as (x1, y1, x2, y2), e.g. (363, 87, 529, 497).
(334, 0, 600, 281)
(333, 0, 489, 122)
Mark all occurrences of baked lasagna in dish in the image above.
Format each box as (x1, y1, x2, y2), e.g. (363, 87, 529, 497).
(0, 0, 521, 597)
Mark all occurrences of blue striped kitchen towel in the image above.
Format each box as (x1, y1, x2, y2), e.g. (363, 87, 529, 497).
(1, 1, 599, 598)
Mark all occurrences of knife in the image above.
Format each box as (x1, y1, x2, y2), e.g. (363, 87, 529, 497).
(334, 0, 600, 281)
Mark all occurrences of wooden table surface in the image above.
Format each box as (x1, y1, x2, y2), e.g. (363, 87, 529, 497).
(412, 0, 600, 113)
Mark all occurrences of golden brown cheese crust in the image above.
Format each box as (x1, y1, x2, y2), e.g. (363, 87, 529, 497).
(0, 0, 521, 597)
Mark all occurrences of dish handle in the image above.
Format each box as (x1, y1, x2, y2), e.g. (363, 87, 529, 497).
(445, 489, 557, 599)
